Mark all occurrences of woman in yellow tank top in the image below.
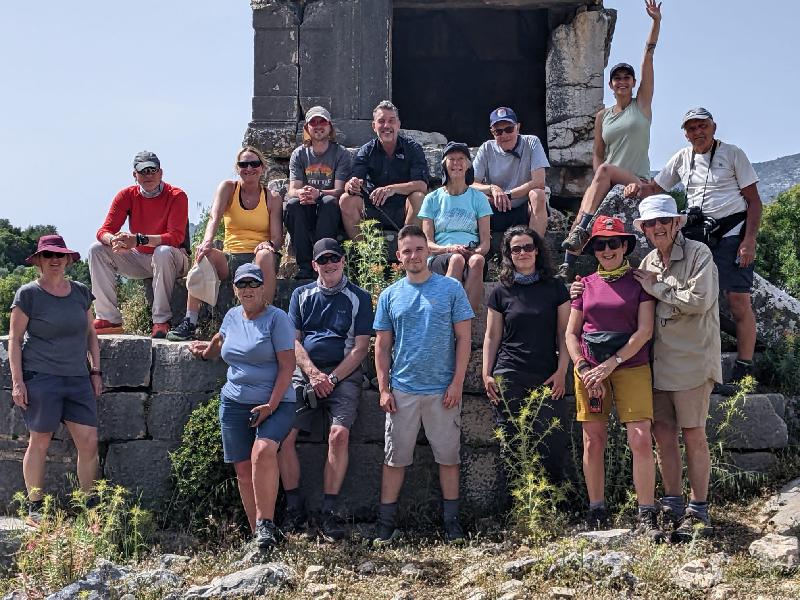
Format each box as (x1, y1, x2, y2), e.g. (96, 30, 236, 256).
(167, 146, 283, 341)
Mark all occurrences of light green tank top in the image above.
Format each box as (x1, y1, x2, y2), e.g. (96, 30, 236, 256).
(601, 97, 651, 179)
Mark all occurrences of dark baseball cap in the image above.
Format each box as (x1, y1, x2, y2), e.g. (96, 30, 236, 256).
(441, 141, 471, 160)
(609, 63, 635, 80)
(133, 150, 160, 172)
(233, 263, 264, 284)
(313, 238, 345, 261)
(489, 107, 518, 127)
(681, 107, 714, 128)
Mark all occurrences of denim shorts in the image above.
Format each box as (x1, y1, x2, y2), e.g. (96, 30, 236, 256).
(218, 394, 295, 463)
(20, 371, 97, 433)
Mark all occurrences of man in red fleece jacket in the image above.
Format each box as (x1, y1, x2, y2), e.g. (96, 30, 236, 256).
(88, 151, 189, 338)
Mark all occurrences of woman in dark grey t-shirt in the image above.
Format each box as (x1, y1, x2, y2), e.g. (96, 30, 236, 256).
(8, 235, 102, 526)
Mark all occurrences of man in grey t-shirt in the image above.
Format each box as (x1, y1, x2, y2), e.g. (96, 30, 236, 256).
(285, 106, 352, 279)
(472, 107, 550, 237)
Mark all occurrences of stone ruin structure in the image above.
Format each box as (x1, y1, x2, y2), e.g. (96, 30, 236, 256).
(244, 0, 616, 203)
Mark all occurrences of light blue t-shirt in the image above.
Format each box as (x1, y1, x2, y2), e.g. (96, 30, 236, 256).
(373, 273, 474, 394)
(219, 304, 296, 404)
(418, 187, 493, 247)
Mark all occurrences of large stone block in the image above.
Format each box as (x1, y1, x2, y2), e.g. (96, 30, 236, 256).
(708, 394, 789, 450)
(0, 338, 8, 387)
(104, 440, 178, 508)
(729, 451, 778, 473)
(461, 446, 503, 512)
(150, 341, 227, 393)
(148, 392, 216, 441)
(0, 390, 26, 437)
(253, 4, 299, 105)
(243, 121, 300, 158)
(349, 390, 385, 444)
(547, 166, 594, 199)
(0, 437, 78, 509)
(461, 394, 497, 446)
(97, 392, 147, 442)
(98, 336, 152, 389)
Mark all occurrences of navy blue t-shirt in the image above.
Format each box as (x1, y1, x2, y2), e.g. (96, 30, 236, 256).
(288, 280, 374, 367)
(351, 135, 429, 189)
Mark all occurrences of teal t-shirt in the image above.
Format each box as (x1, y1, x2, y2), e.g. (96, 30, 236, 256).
(373, 273, 474, 394)
(418, 187, 493, 247)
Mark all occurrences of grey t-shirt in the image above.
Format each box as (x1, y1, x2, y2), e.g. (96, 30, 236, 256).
(11, 280, 93, 376)
(288, 142, 352, 192)
(473, 134, 550, 207)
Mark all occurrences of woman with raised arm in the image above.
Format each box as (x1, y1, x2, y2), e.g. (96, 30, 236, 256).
(559, 0, 662, 277)
(167, 146, 283, 341)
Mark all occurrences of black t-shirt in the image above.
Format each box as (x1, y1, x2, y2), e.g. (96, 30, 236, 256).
(487, 278, 570, 385)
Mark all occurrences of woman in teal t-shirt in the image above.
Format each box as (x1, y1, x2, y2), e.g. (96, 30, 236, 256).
(418, 142, 492, 312)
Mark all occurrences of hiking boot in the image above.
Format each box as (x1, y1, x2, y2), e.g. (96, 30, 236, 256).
(443, 516, 465, 545)
(25, 499, 43, 528)
(283, 506, 308, 534)
(634, 508, 666, 543)
(671, 510, 712, 543)
(319, 511, 346, 542)
(372, 516, 400, 548)
(93, 319, 123, 335)
(586, 507, 610, 530)
(255, 519, 283, 550)
(151, 322, 171, 339)
(561, 225, 590, 252)
(166, 317, 197, 342)
(555, 262, 575, 283)
(713, 360, 754, 396)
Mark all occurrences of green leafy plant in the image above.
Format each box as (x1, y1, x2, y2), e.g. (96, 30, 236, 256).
(0, 266, 37, 335)
(756, 184, 800, 296)
(118, 278, 151, 336)
(342, 219, 402, 308)
(757, 333, 800, 395)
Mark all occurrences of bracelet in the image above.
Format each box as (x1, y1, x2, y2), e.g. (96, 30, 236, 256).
(577, 361, 591, 373)
(90, 369, 102, 376)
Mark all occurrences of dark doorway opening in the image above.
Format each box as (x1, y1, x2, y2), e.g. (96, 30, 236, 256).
(392, 8, 549, 149)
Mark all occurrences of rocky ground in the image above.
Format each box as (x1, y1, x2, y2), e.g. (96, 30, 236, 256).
(1, 479, 798, 600)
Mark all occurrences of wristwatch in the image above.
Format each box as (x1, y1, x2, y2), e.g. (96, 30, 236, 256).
(328, 373, 339, 385)
(614, 354, 623, 365)
(136, 233, 150, 247)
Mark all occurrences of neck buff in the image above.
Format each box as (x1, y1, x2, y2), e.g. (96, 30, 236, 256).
(317, 273, 348, 296)
(139, 182, 164, 198)
(597, 259, 631, 282)
(514, 270, 540, 285)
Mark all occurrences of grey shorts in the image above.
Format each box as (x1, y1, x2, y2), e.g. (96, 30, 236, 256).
(20, 371, 97, 433)
(711, 235, 753, 293)
(293, 368, 362, 432)
(384, 389, 461, 467)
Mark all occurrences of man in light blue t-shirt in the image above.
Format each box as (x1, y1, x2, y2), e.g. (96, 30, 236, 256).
(372, 225, 474, 546)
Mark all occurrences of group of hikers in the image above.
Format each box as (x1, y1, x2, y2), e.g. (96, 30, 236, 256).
(8, 1, 765, 552)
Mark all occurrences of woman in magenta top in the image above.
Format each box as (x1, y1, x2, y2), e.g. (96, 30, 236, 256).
(565, 216, 661, 539)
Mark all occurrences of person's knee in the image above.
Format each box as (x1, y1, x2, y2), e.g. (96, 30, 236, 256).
(87, 241, 106, 261)
(252, 441, 279, 466)
(284, 197, 302, 213)
(727, 292, 754, 321)
(339, 193, 360, 213)
(682, 426, 709, 450)
(328, 426, 350, 450)
(583, 427, 607, 456)
(75, 429, 99, 454)
(449, 253, 466, 271)
(151, 245, 175, 267)
(234, 461, 254, 484)
(594, 162, 613, 183)
(281, 428, 298, 451)
(27, 432, 53, 453)
(407, 191, 425, 206)
(468, 253, 485, 271)
(627, 422, 653, 456)
(255, 249, 277, 273)
(527, 188, 546, 207)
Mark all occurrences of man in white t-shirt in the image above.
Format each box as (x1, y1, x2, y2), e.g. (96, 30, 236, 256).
(625, 108, 762, 395)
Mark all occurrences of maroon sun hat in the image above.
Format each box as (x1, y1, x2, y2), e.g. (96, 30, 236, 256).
(26, 234, 81, 264)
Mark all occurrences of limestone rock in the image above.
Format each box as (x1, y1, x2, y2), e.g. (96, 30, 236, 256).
(304, 565, 325, 581)
(148, 392, 215, 441)
(759, 477, 800, 534)
(464, 590, 488, 600)
(307, 583, 337, 597)
(575, 528, 630, 546)
(729, 451, 777, 473)
(97, 392, 147, 441)
(503, 557, 537, 579)
(98, 336, 152, 388)
(183, 563, 295, 598)
(159, 553, 191, 571)
(150, 340, 227, 393)
(709, 584, 737, 600)
(400, 563, 423, 579)
(748, 533, 799, 568)
(119, 569, 183, 594)
(357, 561, 376, 575)
(46, 559, 131, 600)
(0, 389, 27, 437)
(399, 129, 447, 147)
(497, 579, 524, 597)
(0, 517, 28, 576)
(549, 588, 576, 599)
(104, 440, 178, 507)
(675, 557, 722, 590)
(708, 394, 788, 450)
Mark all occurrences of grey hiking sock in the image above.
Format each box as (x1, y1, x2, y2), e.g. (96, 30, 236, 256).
(638, 504, 657, 515)
(443, 498, 460, 521)
(687, 500, 709, 519)
(661, 495, 685, 515)
(589, 500, 606, 510)
(379, 502, 398, 522)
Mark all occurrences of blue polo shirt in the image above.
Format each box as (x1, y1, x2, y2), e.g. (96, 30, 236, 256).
(351, 135, 429, 190)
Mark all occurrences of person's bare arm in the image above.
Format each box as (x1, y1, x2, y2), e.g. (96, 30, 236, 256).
(267, 188, 284, 250)
(508, 168, 546, 201)
(637, 0, 662, 119)
(86, 309, 103, 397)
(375, 329, 396, 413)
(195, 181, 235, 261)
(443, 319, 471, 408)
(9, 307, 29, 408)
(624, 179, 665, 199)
(294, 332, 334, 399)
(330, 334, 370, 382)
(251, 348, 296, 427)
(421, 218, 451, 254)
(542, 301, 571, 399)
(482, 307, 503, 404)
(738, 183, 763, 268)
(476, 215, 491, 256)
(287, 179, 305, 198)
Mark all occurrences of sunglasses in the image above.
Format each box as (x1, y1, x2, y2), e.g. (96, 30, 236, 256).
(510, 243, 536, 255)
(315, 254, 343, 265)
(491, 125, 516, 136)
(592, 238, 623, 252)
(234, 279, 263, 289)
(237, 160, 263, 169)
(641, 216, 675, 228)
(308, 118, 329, 127)
(137, 167, 159, 175)
(40, 250, 66, 258)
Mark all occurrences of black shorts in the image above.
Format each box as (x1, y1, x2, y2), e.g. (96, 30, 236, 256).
(364, 194, 407, 231)
(429, 252, 481, 281)
(489, 202, 529, 233)
(711, 235, 753, 293)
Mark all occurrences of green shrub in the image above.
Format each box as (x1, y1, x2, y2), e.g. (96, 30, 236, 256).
(118, 279, 151, 336)
(756, 184, 800, 296)
(342, 219, 402, 308)
(757, 333, 800, 395)
(168, 396, 246, 535)
(0, 266, 37, 335)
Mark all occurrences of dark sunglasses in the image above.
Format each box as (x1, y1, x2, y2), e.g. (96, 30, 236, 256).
(315, 254, 343, 265)
(40, 250, 66, 258)
(641, 216, 675, 228)
(137, 167, 159, 175)
(237, 160, 263, 169)
(491, 125, 516, 136)
(510, 243, 536, 255)
(234, 279, 263, 289)
(592, 238, 623, 252)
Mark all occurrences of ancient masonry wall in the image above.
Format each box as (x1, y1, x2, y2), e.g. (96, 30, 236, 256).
(0, 281, 792, 517)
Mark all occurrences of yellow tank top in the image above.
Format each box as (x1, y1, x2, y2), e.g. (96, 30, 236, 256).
(223, 182, 271, 253)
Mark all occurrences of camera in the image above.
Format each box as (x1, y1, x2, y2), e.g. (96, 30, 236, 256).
(681, 206, 718, 246)
(466, 241, 478, 250)
(588, 395, 603, 414)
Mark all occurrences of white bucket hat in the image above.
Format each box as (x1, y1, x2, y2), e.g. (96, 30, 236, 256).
(633, 194, 688, 233)
(186, 255, 220, 306)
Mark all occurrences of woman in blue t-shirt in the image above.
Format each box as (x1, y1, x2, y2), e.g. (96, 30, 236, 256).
(418, 142, 492, 312)
(189, 263, 296, 550)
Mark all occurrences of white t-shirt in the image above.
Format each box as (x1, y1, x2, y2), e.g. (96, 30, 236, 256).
(655, 141, 758, 237)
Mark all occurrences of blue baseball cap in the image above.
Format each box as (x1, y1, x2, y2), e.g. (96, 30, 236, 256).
(233, 263, 264, 284)
(489, 107, 518, 127)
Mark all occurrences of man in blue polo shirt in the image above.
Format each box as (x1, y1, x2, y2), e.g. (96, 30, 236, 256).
(279, 238, 373, 541)
(339, 101, 429, 239)
(472, 106, 550, 237)
(372, 225, 474, 546)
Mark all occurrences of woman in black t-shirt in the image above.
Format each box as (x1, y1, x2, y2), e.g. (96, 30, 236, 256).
(482, 226, 570, 485)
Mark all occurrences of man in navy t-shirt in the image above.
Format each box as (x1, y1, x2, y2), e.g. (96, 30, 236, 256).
(372, 225, 474, 546)
(279, 238, 373, 541)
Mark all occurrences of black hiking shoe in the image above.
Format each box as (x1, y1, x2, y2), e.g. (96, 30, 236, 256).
(443, 516, 465, 545)
(713, 360, 754, 396)
(671, 510, 712, 543)
(634, 508, 666, 543)
(585, 507, 610, 530)
(255, 519, 283, 550)
(319, 511, 346, 542)
(166, 317, 197, 342)
(283, 506, 308, 534)
(372, 516, 400, 548)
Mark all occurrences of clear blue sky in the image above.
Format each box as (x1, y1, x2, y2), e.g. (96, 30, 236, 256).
(1, 1, 797, 254)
